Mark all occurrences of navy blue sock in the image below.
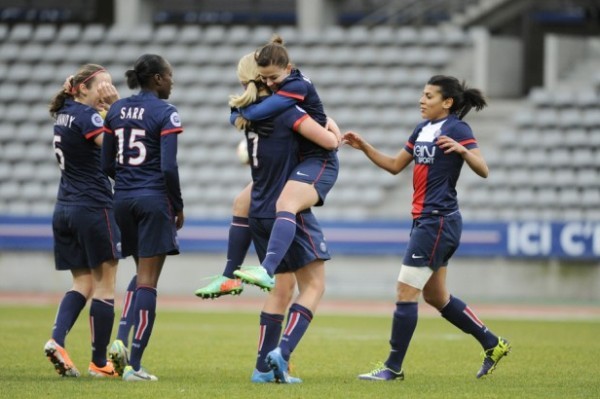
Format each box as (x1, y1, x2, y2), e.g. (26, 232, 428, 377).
(279, 303, 313, 361)
(441, 295, 497, 349)
(116, 275, 137, 345)
(223, 216, 252, 278)
(385, 301, 418, 372)
(52, 290, 87, 347)
(90, 298, 115, 367)
(129, 286, 157, 370)
(261, 211, 296, 276)
(256, 312, 284, 372)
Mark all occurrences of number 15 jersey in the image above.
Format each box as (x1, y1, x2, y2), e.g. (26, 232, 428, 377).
(102, 90, 184, 211)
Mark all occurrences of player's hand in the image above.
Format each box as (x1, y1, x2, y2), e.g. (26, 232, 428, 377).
(342, 131, 367, 150)
(97, 82, 120, 110)
(436, 135, 466, 155)
(175, 210, 184, 230)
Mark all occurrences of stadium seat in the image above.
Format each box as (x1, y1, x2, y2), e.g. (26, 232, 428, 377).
(202, 25, 226, 45)
(0, 83, 18, 102)
(153, 24, 179, 44)
(7, 200, 30, 214)
(576, 168, 599, 188)
(29, 201, 54, 215)
(7, 24, 33, 43)
(25, 143, 49, 164)
(580, 188, 600, 208)
(441, 26, 470, 47)
(0, 163, 11, 181)
(80, 24, 106, 43)
(15, 123, 40, 144)
(252, 26, 280, 46)
(227, 25, 252, 46)
(535, 109, 559, 128)
(420, 27, 443, 46)
(582, 109, 600, 128)
(574, 89, 599, 108)
(528, 87, 552, 108)
(371, 26, 398, 46)
(42, 43, 72, 64)
(32, 24, 56, 43)
(397, 27, 419, 46)
(178, 25, 203, 45)
(553, 169, 577, 189)
(535, 188, 558, 207)
(19, 43, 46, 63)
(55, 24, 81, 44)
(11, 162, 36, 183)
(346, 26, 371, 46)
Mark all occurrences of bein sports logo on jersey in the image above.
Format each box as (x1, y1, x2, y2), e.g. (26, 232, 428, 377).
(414, 144, 436, 164)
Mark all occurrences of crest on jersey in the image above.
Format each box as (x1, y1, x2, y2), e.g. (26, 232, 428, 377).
(170, 112, 182, 127)
(91, 113, 104, 127)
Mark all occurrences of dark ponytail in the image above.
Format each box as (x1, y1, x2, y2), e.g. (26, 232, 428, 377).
(126, 54, 168, 90)
(427, 75, 487, 119)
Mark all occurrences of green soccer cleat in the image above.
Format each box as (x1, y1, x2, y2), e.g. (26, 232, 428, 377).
(108, 339, 129, 377)
(122, 365, 158, 381)
(358, 362, 404, 381)
(233, 266, 274, 292)
(194, 275, 243, 299)
(477, 337, 511, 378)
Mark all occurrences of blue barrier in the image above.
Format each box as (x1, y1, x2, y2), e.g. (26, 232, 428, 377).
(0, 216, 598, 260)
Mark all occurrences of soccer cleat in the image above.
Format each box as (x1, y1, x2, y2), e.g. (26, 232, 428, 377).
(358, 362, 405, 381)
(122, 365, 158, 381)
(88, 361, 119, 378)
(108, 339, 129, 376)
(233, 266, 274, 291)
(251, 369, 276, 383)
(477, 337, 511, 378)
(194, 275, 243, 299)
(266, 347, 302, 384)
(44, 339, 80, 377)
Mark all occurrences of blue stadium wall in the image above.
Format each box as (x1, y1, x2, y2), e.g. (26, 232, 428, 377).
(1, 216, 599, 260)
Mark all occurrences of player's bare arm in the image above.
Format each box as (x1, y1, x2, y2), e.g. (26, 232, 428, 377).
(343, 131, 412, 175)
(437, 136, 488, 178)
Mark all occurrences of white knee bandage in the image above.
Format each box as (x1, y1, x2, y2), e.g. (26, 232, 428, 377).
(397, 264, 433, 290)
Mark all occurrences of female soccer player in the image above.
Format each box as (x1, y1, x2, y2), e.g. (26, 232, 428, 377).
(231, 51, 338, 383)
(45, 64, 121, 378)
(343, 75, 510, 381)
(195, 35, 340, 298)
(102, 54, 184, 382)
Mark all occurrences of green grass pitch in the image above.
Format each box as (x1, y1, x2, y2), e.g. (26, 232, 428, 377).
(1, 304, 599, 398)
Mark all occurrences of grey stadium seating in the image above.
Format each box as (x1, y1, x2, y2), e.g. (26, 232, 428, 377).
(0, 23, 597, 222)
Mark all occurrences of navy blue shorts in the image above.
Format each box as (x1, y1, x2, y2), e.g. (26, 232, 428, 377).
(114, 194, 180, 258)
(250, 210, 331, 274)
(288, 155, 339, 206)
(402, 212, 462, 270)
(52, 203, 121, 271)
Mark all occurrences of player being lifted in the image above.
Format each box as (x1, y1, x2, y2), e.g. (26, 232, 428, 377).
(195, 35, 340, 298)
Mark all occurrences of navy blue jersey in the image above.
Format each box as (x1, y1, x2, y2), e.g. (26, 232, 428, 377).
(240, 68, 334, 160)
(403, 114, 478, 218)
(102, 90, 184, 211)
(246, 103, 310, 218)
(53, 98, 112, 207)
